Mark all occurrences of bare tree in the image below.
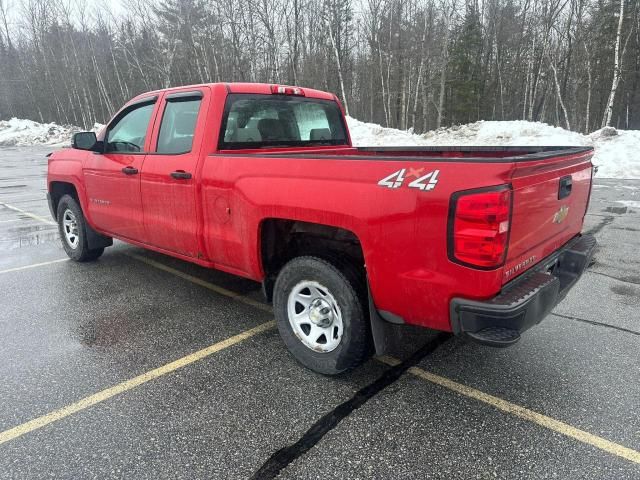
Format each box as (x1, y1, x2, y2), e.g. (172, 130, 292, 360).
(436, 0, 456, 129)
(602, 0, 626, 127)
(0, 0, 638, 132)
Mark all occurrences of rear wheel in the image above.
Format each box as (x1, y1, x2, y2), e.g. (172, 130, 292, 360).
(57, 194, 104, 262)
(273, 256, 370, 375)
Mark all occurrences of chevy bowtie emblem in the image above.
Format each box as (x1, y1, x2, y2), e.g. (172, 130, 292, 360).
(553, 205, 569, 224)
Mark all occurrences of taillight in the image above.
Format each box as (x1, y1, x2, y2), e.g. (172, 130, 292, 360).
(448, 186, 512, 269)
(271, 85, 305, 96)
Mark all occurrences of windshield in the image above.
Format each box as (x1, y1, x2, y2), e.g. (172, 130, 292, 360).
(219, 94, 348, 149)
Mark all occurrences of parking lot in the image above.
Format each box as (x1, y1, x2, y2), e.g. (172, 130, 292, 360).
(0, 145, 638, 479)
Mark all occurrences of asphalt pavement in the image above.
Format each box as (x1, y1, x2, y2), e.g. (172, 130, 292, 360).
(0, 146, 638, 479)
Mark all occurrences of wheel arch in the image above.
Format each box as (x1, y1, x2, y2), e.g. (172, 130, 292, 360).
(49, 181, 80, 221)
(258, 218, 366, 302)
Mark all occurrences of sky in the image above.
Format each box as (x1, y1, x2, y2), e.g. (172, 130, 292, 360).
(2, 0, 127, 31)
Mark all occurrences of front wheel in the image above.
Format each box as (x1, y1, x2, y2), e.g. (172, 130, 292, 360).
(56, 194, 104, 262)
(273, 256, 371, 375)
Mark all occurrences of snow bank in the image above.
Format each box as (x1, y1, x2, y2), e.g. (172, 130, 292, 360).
(347, 117, 640, 179)
(420, 120, 590, 146)
(346, 118, 428, 146)
(0, 118, 78, 146)
(0, 118, 102, 147)
(1, 115, 638, 179)
(587, 128, 640, 179)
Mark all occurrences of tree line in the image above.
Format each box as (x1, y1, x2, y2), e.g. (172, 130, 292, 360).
(0, 0, 639, 133)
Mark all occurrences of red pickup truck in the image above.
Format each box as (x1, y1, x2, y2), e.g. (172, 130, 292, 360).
(47, 83, 596, 374)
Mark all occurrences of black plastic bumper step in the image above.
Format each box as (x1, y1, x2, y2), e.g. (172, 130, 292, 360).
(466, 327, 521, 347)
(451, 234, 597, 348)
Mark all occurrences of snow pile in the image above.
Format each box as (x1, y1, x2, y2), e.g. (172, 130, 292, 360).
(346, 118, 429, 146)
(346, 117, 640, 179)
(1, 115, 637, 179)
(420, 120, 589, 146)
(0, 118, 103, 147)
(347, 117, 588, 146)
(0, 118, 78, 146)
(587, 128, 640, 179)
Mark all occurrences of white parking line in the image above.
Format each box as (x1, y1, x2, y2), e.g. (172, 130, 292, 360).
(0, 201, 56, 225)
(0, 258, 68, 275)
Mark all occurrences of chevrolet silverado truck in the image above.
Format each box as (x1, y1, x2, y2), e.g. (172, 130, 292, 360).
(47, 83, 596, 374)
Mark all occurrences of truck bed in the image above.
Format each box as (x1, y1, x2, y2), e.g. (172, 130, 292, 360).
(209, 143, 594, 330)
(229, 145, 593, 161)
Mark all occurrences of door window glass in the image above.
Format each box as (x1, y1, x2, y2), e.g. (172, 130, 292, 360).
(106, 102, 154, 153)
(157, 99, 202, 154)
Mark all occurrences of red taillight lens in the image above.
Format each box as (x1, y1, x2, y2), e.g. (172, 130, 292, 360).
(271, 85, 305, 96)
(450, 187, 512, 268)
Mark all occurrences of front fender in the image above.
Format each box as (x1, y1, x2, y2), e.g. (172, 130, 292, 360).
(47, 149, 94, 227)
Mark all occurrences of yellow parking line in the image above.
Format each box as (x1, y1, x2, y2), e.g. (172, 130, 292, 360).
(0, 244, 276, 446)
(379, 356, 640, 465)
(0, 202, 56, 225)
(126, 253, 273, 313)
(0, 320, 275, 446)
(0, 258, 68, 275)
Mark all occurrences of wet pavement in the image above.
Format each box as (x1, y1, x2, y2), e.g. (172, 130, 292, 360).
(0, 146, 639, 479)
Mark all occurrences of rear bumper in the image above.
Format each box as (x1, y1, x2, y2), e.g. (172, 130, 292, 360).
(450, 233, 597, 346)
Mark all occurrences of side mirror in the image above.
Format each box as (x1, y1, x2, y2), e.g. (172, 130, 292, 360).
(72, 131, 98, 151)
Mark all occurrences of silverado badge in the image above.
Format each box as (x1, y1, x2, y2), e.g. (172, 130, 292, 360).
(552, 205, 569, 224)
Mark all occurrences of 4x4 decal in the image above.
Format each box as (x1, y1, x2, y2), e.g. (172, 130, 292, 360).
(378, 168, 440, 191)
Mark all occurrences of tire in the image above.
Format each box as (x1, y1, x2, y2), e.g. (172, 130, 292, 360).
(273, 256, 371, 375)
(56, 194, 104, 262)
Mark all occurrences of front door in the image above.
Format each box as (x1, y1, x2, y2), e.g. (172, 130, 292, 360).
(140, 89, 207, 257)
(83, 97, 158, 241)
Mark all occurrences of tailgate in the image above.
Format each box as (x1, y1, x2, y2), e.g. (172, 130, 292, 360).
(503, 150, 593, 284)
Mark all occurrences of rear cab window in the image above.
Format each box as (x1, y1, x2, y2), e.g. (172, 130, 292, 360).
(220, 94, 348, 149)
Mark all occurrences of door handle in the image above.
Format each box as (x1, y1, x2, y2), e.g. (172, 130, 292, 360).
(122, 166, 138, 175)
(170, 170, 192, 180)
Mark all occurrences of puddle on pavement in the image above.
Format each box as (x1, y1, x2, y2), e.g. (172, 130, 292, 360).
(0, 230, 59, 250)
(604, 205, 628, 214)
(610, 284, 639, 298)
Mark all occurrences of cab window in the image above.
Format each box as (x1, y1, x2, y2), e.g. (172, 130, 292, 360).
(156, 97, 202, 154)
(220, 94, 347, 149)
(105, 102, 155, 153)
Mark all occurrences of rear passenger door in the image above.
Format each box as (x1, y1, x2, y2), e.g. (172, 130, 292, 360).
(140, 89, 208, 257)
